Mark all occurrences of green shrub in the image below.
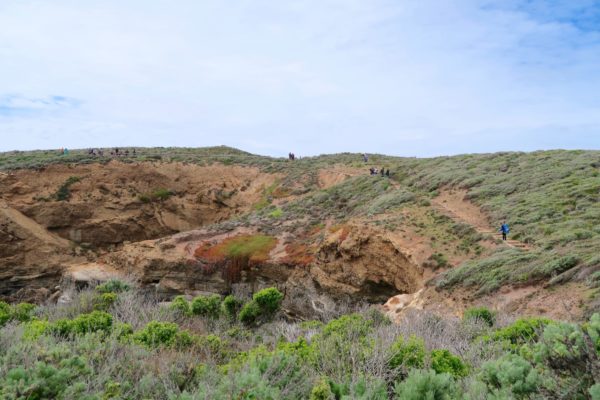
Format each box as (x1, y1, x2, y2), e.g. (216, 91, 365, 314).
(55, 176, 80, 201)
(170, 295, 191, 316)
(221, 295, 242, 319)
(253, 287, 283, 314)
(215, 350, 312, 399)
(394, 369, 459, 400)
(328, 375, 388, 399)
(93, 292, 117, 311)
(239, 300, 261, 325)
(0, 356, 90, 399)
(133, 321, 179, 348)
(23, 319, 51, 340)
(322, 313, 372, 339)
(0, 302, 36, 326)
(238, 287, 284, 325)
(268, 208, 283, 218)
(463, 307, 495, 327)
(480, 354, 540, 398)
(95, 279, 131, 294)
(389, 335, 426, 370)
(430, 349, 468, 378)
(51, 311, 113, 336)
(310, 378, 334, 400)
(490, 317, 551, 346)
(114, 322, 134, 339)
(191, 294, 221, 318)
(0, 301, 10, 326)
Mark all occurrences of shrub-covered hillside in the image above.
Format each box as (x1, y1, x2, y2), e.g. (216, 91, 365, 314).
(2, 280, 600, 399)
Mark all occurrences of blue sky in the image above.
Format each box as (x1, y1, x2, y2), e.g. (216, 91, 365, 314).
(0, 0, 599, 157)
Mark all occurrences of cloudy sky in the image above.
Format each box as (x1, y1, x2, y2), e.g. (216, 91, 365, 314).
(0, 0, 599, 156)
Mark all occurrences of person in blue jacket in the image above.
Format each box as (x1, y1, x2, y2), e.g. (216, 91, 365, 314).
(500, 221, 510, 241)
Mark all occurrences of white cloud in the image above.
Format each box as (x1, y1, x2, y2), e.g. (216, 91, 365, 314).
(0, 0, 598, 155)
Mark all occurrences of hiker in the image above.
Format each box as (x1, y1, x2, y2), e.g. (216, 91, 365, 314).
(363, 153, 368, 162)
(386, 169, 390, 177)
(380, 168, 384, 177)
(500, 221, 510, 241)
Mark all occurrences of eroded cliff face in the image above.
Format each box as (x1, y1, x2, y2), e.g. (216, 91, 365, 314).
(0, 161, 426, 319)
(100, 224, 424, 318)
(0, 201, 76, 301)
(0, 162, 278, 248)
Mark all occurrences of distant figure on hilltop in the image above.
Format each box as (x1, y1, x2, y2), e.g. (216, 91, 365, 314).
(500, 221, 510, 241)
(363, 153, 368, 162)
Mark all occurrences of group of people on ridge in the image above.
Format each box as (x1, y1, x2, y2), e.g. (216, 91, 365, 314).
(288, 152, 296, 160)
(369, 167, 390, 177)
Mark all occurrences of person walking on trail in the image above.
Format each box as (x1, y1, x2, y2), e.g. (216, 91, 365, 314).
(380, 168, 385, 177)
(500, 221, 510, 241)
(385, 169, 390, 177)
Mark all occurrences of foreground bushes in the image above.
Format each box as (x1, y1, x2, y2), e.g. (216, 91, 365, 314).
(2, 285, 600, 399)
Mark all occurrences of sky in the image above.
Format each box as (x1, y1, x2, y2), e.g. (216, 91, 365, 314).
(0, 0, 599, 157)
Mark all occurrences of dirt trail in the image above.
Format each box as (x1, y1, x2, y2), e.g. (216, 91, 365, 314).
(431, 190, 530, 250)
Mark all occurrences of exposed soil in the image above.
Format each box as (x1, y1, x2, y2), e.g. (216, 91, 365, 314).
(0, 161, 278, 248)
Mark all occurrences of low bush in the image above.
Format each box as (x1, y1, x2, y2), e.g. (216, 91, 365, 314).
(238, 287, 284, 325)
(1, 356, 91, 399)
(191, 294, 221, 318)
(430, 349, 469, 378)
(463, 307, 496, 327)
(51, 311, 113, 336)
(221, 294, 242, 319)
(389, 335, 426, 370)
(239, 300, 261, 325)
(394, 369, 459, 400)
(480, 354, 540, 398)
(95, 279, 131, 294)
(253, 287, 284, 314)
(0, 302, 36, 326)
(93, 292, 117, 311)
(133, 321, 180, 348)
(170, 295, 191, 316)
(489, 317, 551, 346)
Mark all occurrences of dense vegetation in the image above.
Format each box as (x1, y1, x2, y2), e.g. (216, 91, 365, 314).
(2, 281, 600, 399)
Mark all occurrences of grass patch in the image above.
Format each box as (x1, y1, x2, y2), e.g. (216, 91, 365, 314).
(194, 234, 277, 264)
(138, 188, 174, 203)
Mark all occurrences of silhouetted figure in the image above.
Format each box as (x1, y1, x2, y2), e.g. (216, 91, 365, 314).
(386, 169, 390, 177)
(125, 150, 129, 156)
(380, 168, 384, 177)
(132, 149, 136, 156)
